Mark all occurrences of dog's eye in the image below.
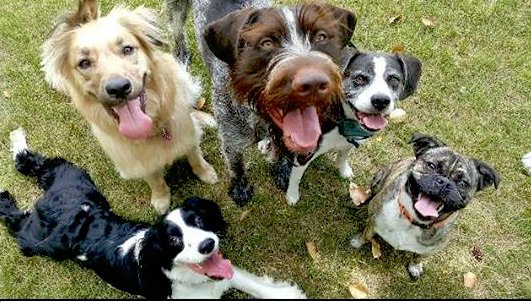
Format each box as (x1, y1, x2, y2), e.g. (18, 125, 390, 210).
(78, 59, 91, 70)
(388, 75, 401, 87)
(169, 236, 183, 247)
(353, 75, 368, 86)
(260, 38, 275, 50)
(122, 46, 135, 56)
(194, 216, 204, 227)
(314, 30, 328, 42)
(427, 162, 437, 171)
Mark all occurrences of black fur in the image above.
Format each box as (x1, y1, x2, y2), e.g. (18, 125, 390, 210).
(0, 150, 226, 299)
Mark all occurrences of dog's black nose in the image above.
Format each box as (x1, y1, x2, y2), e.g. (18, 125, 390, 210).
(198, 238, 215, 254)
(105, 77, 132, 99)
(371, 95, 391, 111)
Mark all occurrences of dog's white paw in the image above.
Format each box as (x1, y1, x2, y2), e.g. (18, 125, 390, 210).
(191, 110, 217, 129)
(151, 197, 171, 215)
(350, 235, 365, 249)
(339, 164, 354, 179)
(286, 191, 300, 206)
(10, 128, 28, 160)
(522, 152, 531, 174)
(407, 263, 423, 280)
(196, 164, 219, 184)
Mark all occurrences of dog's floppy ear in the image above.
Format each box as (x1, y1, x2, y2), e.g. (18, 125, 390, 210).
(203, 7, 255, 66)
(409, 133, 446, 157)
(341, 47, 362, 76)
(327, 4, 357, 47)
(396, 53, 422, 100)
(473, 159, 501, 191)
(67, 0, 100, 26)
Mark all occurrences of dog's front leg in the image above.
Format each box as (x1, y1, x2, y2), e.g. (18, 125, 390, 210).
(186, 145, 218, 184)
(222, 143, 253, 206)
(406, 252, 426, 280)
(144, 170, 171, 214)
(285, 164, 309, 205)
(230, 267, 306, 299)
(336, 146, 354, 179)
(350, 220, 375, 249)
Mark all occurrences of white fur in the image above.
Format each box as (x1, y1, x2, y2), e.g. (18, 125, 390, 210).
(522, 152, 531, 174)
(407, 263, 423, 279)
(352, 57, 396, 115)
(10, 128, 28, 160)
(118, 230, 147, 257)
(286, 128, 354, 205)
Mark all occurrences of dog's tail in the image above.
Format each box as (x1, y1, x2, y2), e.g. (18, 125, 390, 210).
(0, 191, 29, 235)
(10, 128, 68, 190)
(165, 0, 192, 67)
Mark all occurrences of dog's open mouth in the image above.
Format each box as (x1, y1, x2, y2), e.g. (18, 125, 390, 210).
(187, 250, 234, 280)
(268, 106, 322, 155)
(106, 90, 153, 140)
(408, 176, 444, 220)
(354, 110, 389, 132)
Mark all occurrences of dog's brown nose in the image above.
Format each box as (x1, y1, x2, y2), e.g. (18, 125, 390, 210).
(105, 77, 132, 99)
(292, 68, 331, 98)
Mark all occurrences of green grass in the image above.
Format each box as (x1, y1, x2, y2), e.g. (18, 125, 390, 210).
(1, 0, 530, 299)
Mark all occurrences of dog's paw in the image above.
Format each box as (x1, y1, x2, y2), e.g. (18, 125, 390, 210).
(151, 197, 171, 215)
(522, 152, 531, 174)
(350, 234, 366, 249)
(407, 263, 423, 281)
(229, 180, 254, 207)
(286, 190, 300, 206)
(257, 138, 278, 163)
(191, 110, 217, 129)
(10, 128, 28, 160)
(196, 164, 219, 184)
(339, 163, 354, 179)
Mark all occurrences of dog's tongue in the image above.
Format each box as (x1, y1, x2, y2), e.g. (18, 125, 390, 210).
(358, 112, 388, 130)
(282, 106, 321, 152)
(114, 97, 153, 140)
(188, 251, 234, 280)
(414, 194, 441, 218)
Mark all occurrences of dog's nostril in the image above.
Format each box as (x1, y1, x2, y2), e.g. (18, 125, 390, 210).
(198, 238, 215, 255)
(105, 77, 132, 99)
(370, 95, 391, 111)
(292, 70, 331, 97)
(436, 178, 445, 185)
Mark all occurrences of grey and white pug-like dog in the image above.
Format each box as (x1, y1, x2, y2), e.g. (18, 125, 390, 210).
(351, 133, 500, 279)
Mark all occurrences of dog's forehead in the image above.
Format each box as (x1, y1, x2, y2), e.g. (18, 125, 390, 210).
(423, 148, 476, 173)
(348, 54, 402, 75)
(72, 17, 134, 51)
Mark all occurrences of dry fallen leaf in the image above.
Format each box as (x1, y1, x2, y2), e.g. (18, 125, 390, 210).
(421, 17, 436, 27)
(3, 91, 11, 99)
(389, 108, 407, 123)
(391, 44, 405, 54)
(348, 281, 369, 299)
(374, 135, 383, 142)
(239, 209, 251, 222)
(349, 183, 369, 206)
(370, 238, 382, 259)
(306, 241, 321, 262)
(470, 245, 484, 262)
(463, 272, 479, 288)
(389, 14, 403, 24)
(195, 97, 206, 109)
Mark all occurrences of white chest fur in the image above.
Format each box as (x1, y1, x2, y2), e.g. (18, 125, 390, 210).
(163, 266, 231, 299)
(373, 196, 439, 255)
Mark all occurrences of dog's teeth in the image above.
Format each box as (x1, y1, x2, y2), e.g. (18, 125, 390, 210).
(437, 204, 444, 212)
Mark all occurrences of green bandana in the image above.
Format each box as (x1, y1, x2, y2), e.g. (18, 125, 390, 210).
(338, 118, 375, 147)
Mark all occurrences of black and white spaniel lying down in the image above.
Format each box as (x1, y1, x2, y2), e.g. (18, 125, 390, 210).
(0, 129, 306, 299)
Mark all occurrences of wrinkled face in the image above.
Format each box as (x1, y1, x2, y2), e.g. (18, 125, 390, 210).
(205, 3, 356, 155)
(161, 198, 233, 280)
(407, 147, 479, 220)
(69, 17, 153, 140)
(342, 52, 421, 132)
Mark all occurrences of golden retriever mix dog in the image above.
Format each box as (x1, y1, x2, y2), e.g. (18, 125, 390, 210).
(41, 0, 218, 214)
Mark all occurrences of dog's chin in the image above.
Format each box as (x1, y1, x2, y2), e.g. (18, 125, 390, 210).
(406, 175, 446, 221)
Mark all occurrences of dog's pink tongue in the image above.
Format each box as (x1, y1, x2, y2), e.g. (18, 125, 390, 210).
(359, 113, 388, 130)
(114, 97, 153, 140)
(414, 194, 441, 218)
(282, 106, 321, 152)
(188, 251, 234, 279)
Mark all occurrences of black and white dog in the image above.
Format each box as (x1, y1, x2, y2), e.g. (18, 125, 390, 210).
(0, 129, 305, 299)
(167, 0, 357, 206)
(270, 48, 423, 204)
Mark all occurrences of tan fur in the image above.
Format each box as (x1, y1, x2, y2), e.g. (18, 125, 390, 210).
(41, 0, 218, 214)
